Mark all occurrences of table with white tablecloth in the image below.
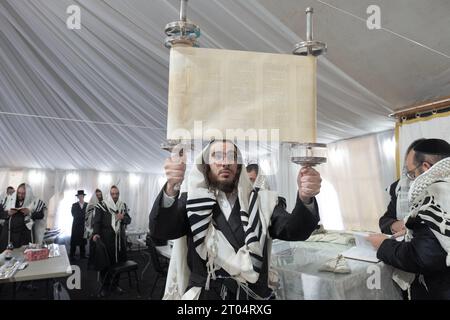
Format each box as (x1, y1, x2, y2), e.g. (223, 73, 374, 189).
(271, 240, 403, 300)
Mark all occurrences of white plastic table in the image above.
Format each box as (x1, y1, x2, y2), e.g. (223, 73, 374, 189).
(0, 245, 72, 299)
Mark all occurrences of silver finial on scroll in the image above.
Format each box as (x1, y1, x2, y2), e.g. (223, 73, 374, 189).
(293, 7, 327, 56)
(290, 7, 327, 167)
(162, 1, 200, 190)
(164, 0, 201, 48)
(289, 142, 327, 167)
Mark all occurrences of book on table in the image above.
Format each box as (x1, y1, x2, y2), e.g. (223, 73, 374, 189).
(341, 231, 380, 263)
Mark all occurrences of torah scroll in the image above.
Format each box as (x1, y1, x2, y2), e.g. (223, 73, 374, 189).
(167, 47, 316, 142)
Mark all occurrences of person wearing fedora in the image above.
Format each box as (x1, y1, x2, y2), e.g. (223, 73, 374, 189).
(70, 190, 88, 260)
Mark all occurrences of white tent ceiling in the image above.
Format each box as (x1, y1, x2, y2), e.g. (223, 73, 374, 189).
(0, 0, 449, 173)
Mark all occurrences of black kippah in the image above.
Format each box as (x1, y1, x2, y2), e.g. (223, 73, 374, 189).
(413, 138, 450, 156)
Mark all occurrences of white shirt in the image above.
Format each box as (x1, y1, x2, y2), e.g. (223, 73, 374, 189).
(216, 191, 237, 221)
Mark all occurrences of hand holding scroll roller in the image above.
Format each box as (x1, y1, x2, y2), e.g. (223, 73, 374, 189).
(297, 167, 322, 204)
(164, 148, 186, 197)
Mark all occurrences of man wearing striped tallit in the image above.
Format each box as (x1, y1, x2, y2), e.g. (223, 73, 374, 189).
(149, 139, 322, 300)
(0, 183, 47, 250)
(93, 185, 131, 295)
(369, 139, 450, 299)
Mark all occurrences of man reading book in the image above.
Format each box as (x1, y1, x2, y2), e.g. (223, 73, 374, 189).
(0, 183, 47, 250)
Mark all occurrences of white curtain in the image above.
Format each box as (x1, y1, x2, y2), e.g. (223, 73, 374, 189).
(316, 130, 396, 232)
(398, 113, 450, 170)
(0, 168, 165, 236)
(0, 168, 54, 204)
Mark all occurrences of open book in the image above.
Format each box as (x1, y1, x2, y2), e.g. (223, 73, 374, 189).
(341, 232, 380, 263)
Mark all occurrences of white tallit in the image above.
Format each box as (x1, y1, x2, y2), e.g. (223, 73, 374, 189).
(393, 157, 450, 297)
(395, 175, 412, 221)
(103, 197, 127, 234)
(163, 145, 279, 300)
(96, 197, 128, 262)
(406, 157, 450, 263)
(85, 193, 101, 238)
(4, 184, 47, 245)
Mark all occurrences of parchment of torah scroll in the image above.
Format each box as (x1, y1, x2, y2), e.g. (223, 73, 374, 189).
(167, 47, 316, 142)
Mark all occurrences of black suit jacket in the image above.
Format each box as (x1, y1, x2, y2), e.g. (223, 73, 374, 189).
(149, 188, 320, 299)
(378, 216, 450, 299)
(93, 202, 131, 265)
(379, 180, 399, 234)
(71, 202, 88, 245)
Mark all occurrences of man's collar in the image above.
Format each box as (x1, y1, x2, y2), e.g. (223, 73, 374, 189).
(217, 189, 238, 202)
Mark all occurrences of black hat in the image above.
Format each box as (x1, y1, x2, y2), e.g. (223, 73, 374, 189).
(76, 190, 87, 196)
(413, 138, 450, 156)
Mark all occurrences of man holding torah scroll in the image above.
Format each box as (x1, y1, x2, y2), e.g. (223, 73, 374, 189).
(150, 139, 321, 300)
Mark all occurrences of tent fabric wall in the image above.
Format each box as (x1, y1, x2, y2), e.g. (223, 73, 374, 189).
(0, 0, 397, 174)
(398, 112, 450, 170)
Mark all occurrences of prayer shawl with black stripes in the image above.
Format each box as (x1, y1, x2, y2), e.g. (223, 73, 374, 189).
(393, 157, 450, 295)
(95, 198, 128, 262)
(407, 157, 450, 260)
(164, 145, 279, 300)
(85, 194, 101, 239)
(4, 184, 47, 244)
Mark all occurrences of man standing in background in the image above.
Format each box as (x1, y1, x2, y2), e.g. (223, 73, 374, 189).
(0, 183, 46, 250)
(93, 186, 131, 295)
(70, 190, 88, 260)
(0, 186, 15, 237)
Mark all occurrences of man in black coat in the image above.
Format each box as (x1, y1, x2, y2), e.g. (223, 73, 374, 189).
(0, 183, 46, 250)
(149, 140, 322, 300)
(369, 139, 450, 299)
(70, 190, 88, 260)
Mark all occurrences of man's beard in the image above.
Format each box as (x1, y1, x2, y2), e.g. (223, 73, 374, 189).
(208, 174, 239, 193)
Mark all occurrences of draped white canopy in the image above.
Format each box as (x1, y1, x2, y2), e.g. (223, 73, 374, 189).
(2, 0, 448, 173)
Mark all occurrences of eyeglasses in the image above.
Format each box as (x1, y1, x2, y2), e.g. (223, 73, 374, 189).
(405, 162, 432, 180)
(209, 151, 237, 163)
(405, 164, 421, 180)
